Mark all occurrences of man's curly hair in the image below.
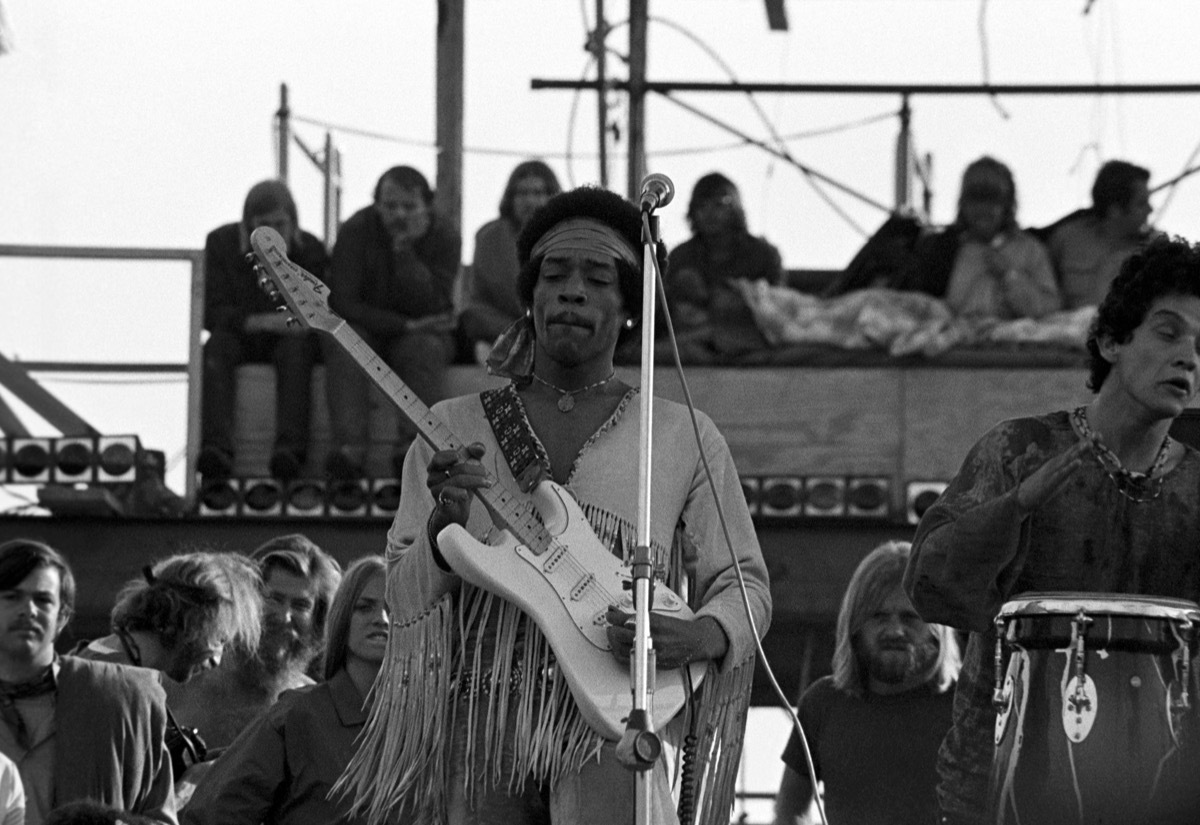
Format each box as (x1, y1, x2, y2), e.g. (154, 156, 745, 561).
(515, 185, 669, 345)
(1086, 235, 1200, 391)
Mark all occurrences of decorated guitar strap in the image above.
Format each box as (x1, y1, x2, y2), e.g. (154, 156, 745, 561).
(479, 383, 673, 584)
(480, 384, 550, 494)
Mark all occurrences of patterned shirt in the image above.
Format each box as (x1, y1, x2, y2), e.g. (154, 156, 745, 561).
(904, 412, 1200, 819)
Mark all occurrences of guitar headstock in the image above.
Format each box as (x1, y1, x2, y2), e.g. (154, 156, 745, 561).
(248, 227, 342, 335)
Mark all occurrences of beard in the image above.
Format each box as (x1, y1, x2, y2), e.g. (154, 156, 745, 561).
(864, 633, 939, 686)
(254, 615, 320, 678)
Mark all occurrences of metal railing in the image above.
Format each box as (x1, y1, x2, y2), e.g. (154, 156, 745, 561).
(0, 243, 205, 504)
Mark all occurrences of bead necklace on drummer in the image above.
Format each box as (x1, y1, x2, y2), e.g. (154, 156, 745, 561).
(904, 235, 1200, 825)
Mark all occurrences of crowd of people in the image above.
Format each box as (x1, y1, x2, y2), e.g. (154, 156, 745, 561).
(197, 155, 1159, 487)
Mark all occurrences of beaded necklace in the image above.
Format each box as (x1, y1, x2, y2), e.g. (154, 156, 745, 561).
(1071, 405, 1172, 503)
(531, 371, 615, 413)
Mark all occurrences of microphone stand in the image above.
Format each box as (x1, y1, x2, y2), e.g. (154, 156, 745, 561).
(614, 207, 664, 824)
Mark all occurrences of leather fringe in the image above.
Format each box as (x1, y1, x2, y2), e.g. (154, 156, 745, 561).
(339, 524, 754, 825)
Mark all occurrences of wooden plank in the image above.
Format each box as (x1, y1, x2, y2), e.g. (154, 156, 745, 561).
(901, 367, 1090, 480)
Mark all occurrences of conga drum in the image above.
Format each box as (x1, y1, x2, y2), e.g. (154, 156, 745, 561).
(989, 592, 1200, 825)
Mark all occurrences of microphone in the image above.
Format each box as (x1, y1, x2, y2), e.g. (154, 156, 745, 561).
(638, 173, 675, 212)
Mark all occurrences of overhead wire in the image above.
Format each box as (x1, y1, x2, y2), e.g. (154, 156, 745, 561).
(977, 0, 1010, 120)
(641, 15, 876, 236)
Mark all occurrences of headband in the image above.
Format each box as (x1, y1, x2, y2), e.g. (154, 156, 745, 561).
(529, 217, 639, 268)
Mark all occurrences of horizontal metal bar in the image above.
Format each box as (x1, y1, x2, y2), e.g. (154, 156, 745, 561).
(0, 244, 201, 262)
(533, 79, 1200, 96)
(11, 362, 188, 374)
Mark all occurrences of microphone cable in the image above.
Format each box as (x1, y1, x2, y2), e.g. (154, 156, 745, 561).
(642, 211, 829, 825)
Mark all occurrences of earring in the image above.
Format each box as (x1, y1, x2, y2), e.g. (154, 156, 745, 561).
(623, 318, 636, 329)
(524, 308, 533, 319)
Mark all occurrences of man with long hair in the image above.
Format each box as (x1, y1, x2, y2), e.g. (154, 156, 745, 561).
(77, 551, 263, 688)
(198, 179, 329, 483)
(775, 541, 960, 825)
(182, 556, 388, 825)
(661, 172, 784, 360)
(172, 534, 341, 752)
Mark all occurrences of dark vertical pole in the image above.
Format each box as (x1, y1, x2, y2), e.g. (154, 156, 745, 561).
(276, 83, 290, 183)
(627, 0, 648, 200)
(436, 0, 465, 232)
(595, 0, 609, 188)
(894, 94, 912, 211)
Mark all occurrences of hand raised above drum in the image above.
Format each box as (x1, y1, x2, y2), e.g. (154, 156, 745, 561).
(1015, 439, 1089, 514)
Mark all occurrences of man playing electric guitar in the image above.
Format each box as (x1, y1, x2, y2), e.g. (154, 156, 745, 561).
(340, 186, 772, 825)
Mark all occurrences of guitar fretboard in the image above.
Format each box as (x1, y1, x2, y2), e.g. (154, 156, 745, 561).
(332, 324, 554, 555)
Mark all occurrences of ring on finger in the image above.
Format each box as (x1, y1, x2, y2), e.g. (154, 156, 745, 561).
(438, 489, 453, 508)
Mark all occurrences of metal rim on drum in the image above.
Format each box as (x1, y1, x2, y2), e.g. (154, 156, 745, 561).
(997, 591, 1200, 623)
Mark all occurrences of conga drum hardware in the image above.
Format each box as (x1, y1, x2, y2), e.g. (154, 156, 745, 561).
(989, 592, 1200, 825)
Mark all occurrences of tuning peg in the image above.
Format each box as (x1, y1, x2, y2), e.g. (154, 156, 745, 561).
(275, 305, 288, 313)
(285, 317, 299, 328)
(244, 253, 256, 264)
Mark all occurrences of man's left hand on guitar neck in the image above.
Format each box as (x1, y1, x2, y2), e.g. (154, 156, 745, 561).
(604, 607, 729, 670)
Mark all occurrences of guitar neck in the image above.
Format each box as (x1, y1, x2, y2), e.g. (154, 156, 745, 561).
(330, 323, 551, 553)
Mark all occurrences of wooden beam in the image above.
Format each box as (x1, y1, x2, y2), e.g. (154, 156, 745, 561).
(0, 353, 98, 436)
(764, 0, 788, 31)
(435, 0, 465, 233)
(626, 0, 647, 200)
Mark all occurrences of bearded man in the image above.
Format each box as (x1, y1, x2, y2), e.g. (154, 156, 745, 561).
(172, 534, 341, 753)
(774, 542, 961, 825)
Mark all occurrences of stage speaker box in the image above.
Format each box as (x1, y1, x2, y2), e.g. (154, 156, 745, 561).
(328, 479, 369, 517)
(284, 480, 327, 517)
(906, 481, 948, 525)
(197, 479, 240, 516)
(846, 476, 891, 519)
(804, 477, 845, 517)
(759, 477, 803, 518)
(51, 436, 96, 484)
(370, 479, 402, 518)
(241, 478, 284, 516)
(11, 438, 52, 483)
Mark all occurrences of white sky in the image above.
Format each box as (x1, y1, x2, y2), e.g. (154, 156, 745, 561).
(2, 0, 1200, 487)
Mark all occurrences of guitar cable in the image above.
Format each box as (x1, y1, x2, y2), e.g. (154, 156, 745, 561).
(645, 213, 829, 825)
(676, 664, 701, 825)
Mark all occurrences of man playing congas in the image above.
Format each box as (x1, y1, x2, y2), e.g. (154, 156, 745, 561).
(904, 236, 1200, 825)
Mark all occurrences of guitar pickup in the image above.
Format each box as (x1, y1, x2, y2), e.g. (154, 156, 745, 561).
(543, 544, 568, 573)
(570, 573, 596, 602)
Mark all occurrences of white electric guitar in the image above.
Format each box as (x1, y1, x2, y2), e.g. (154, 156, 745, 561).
(249, 226, 705, 740)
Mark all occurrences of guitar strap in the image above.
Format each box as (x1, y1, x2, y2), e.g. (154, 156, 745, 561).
(480, 384, 548, 494)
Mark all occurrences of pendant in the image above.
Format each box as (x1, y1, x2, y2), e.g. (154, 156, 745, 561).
(557, 393, 576, 413)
